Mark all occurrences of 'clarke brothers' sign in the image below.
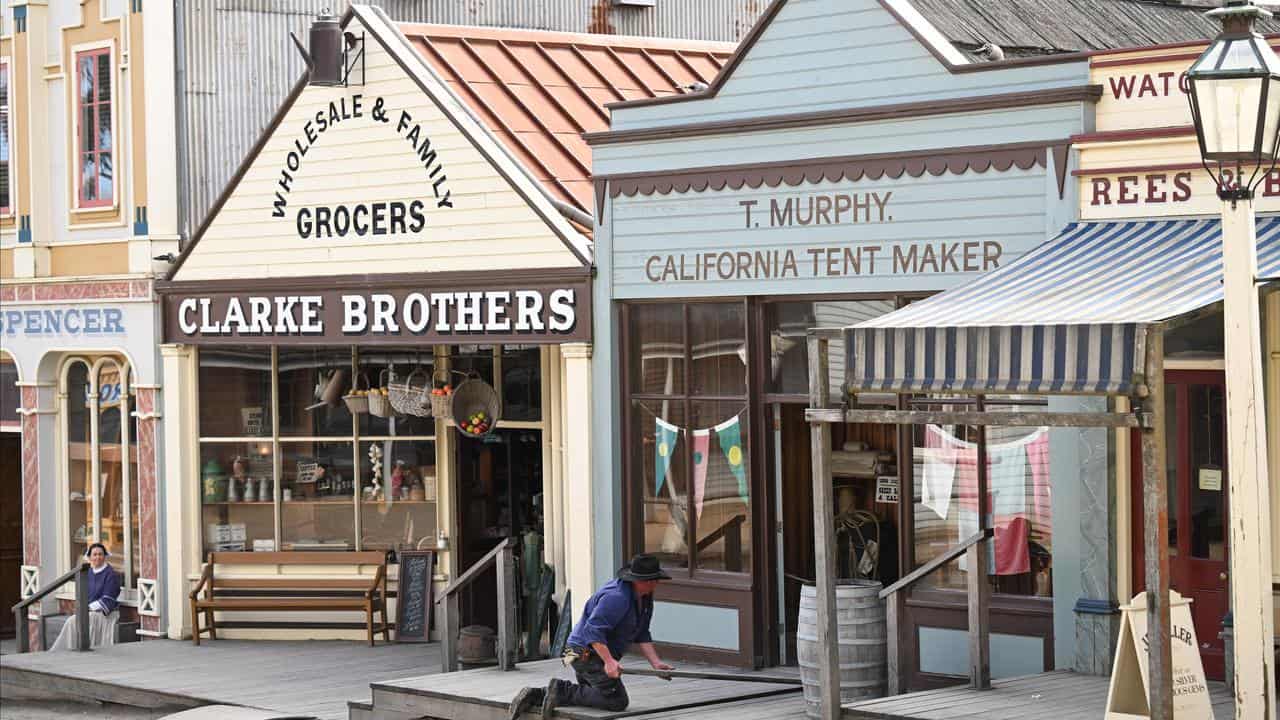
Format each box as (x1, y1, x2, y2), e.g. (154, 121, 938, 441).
(163, 277, 591, 346)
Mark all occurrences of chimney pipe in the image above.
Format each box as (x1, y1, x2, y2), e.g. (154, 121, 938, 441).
(293, 10, 344, 86)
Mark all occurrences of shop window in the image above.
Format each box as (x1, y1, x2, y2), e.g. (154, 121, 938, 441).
(0, 353, 17, 427)
(909, 399, 1052, 598)
(450, 345, 542, 422)
(625, 302, 751, 576)
(75, 47, 113, 208)
(764, 300, 895, 396)
(196, 346, 440, 556)
(63, 357, 139, 588)
(0, 59, 11, 215)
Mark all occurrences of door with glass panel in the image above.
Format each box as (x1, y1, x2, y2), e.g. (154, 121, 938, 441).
(1131, 370, 1229, 680)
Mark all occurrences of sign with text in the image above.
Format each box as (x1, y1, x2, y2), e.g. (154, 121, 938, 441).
(1104, 590, 1211, 719)
(1081, 166, 1280, 220)
(1, 306, 127, 338)
(610, 164, 1047, 299)
(875, 476, 899, 504)
(161, 274, 591, 345)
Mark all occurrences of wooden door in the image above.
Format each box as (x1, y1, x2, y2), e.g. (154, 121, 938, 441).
(0, 434, 21, 639)
(1131, 370, 1229, 680)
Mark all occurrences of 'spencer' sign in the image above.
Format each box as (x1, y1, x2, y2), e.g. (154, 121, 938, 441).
(161, 273, 591, 346)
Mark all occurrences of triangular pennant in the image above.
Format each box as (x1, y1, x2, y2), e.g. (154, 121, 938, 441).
(691, 429, 710, 518)
(654, 417, 680, 495)
(714, 415, 747, 502)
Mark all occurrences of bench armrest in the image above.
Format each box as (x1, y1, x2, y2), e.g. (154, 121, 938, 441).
(190, 563, 212, 600)
(366, 564, 386, 601)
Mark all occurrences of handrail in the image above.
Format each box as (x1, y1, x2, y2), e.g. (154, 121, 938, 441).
(879, 528, 991, 600)
(437, 536, 516, 601)
(695, 514, 745, 552)
(11, 563, 91, 653)
(438, 537, 519, 673)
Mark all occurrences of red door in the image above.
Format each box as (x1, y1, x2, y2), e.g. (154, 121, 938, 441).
(1131, 371, 1229, 680)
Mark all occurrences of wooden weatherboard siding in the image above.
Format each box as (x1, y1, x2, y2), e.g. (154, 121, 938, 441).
(172, 12, 583, 282)
(609, 161, 1050, 300)
(608, 0, 1088, 132)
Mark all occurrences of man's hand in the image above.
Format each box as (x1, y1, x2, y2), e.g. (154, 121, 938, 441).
(604, 657, 623, 679)
(649, 660, 675, 671)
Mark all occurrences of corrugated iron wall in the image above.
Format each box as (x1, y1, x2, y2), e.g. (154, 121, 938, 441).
(178, 0, 765, 238)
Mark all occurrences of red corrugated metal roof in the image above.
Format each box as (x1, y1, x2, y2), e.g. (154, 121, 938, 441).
(400, 24, 735, 218)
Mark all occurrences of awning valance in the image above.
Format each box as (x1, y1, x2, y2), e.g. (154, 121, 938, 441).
(847, 216, 1280, 396)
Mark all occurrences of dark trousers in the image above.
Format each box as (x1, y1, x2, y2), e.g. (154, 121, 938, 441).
(563, 653, 629, 712)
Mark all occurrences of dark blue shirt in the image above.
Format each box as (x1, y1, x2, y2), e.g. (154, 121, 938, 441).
(87, 565, 121, 614)
(566, 579, 653, 660)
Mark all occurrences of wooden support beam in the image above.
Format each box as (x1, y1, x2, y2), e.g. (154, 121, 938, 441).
(886, 593, 905, 696)
(75, 565, 90, 652)
(442, 593, 460, 673)
(496, 543, 518, 671)
(14, 607, 29, 653)
(970, 399, 991, 690)
(806, 408, 1141, 428)
(808, 333, 842, 720)
(1141, 328, 1173, 720)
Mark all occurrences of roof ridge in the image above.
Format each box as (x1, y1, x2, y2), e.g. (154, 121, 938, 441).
(394, 21, 739, 53)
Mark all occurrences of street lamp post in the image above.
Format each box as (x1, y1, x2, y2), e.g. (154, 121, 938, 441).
(1186, 2, 1279, 718)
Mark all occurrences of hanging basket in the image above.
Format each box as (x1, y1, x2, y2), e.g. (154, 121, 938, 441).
(387, 368, 432, 418)
(368, 369, 392, 418)
(430, 368, 458, 420)
(343, 373, 372, 415)
(451, 374, 500, 438)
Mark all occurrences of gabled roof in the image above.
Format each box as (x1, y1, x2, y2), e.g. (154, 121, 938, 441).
(399, 24, 734, 215)
(914, 0, 1280, 60)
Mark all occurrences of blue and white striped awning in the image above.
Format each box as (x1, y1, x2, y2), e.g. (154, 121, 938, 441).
(847, 216, 1280, 396)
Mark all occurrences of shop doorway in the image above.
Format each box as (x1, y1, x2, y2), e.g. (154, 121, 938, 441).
(1132, 370, 1229, 680)
(768, 402, 900, 665)
(0, 432, 19, 639)
(454, 429, 544, 633)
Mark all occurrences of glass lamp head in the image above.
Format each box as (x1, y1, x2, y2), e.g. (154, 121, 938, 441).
(1186, 1, 1280, 197)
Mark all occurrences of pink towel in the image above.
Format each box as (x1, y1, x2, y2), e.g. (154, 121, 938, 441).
(994, 516, 1031, 575)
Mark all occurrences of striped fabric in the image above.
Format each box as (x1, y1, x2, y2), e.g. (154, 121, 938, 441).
(847, 216, 1280, 395)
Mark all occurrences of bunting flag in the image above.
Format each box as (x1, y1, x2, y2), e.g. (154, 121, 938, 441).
(714, 416, 748, 502)
(691, 429, 710, 518)
(654, 417, 680, 495)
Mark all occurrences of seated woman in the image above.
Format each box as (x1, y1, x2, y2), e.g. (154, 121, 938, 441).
(50, 543, 121, 651)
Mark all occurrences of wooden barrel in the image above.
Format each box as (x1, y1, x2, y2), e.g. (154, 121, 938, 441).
(796, 581, 887, 717)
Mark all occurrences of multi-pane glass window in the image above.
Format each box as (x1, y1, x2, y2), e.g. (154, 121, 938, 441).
(64, 357, 139, 588)
(75, 47, 113, 207)
(626, 302, 751, 576)
(0, 59, 11, 214)
(195, 345, 540, 557)
(910, 399, 1052, 597)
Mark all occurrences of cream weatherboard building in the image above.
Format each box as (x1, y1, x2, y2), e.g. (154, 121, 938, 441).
(1, 0, 180, 640)
(155, 5, 731, 641)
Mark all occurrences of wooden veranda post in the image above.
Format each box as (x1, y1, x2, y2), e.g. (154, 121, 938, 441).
(1141, 327, 1173, 719)
(968, 397, 991, 690)
(808, 332, 842, 720)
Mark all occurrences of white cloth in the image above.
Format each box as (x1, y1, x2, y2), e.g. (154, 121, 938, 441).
(921, 448, 956, 520)
(50, 609, 118, 651)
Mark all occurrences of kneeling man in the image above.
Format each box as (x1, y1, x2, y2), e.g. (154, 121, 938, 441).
(509, 554, 674, 718)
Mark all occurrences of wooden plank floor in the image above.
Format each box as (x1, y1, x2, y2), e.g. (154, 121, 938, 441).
(842, 671, 1234, 720)
(0, 639, 440, 720)
(372, 658, 802, 719)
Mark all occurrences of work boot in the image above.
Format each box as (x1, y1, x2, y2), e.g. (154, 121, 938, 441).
(508, 686, 544, 719)
(541, 678, 568, 719)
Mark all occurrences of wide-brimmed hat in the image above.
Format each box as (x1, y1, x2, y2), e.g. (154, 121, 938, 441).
(617, 554, 671, 582)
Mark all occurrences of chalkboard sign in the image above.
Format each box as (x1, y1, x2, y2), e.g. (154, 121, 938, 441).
(395, 550, 436, 643)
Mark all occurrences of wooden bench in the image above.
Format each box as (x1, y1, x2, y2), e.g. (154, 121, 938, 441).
(189, 551, 389, 646)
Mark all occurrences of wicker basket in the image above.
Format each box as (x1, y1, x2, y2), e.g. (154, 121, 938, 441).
(343, 373, 371, 415)
(451, 374, 500, 438)
(368, 369, 392, 418)
(388, 369, 432, 418)
(430, 368, 455, 420)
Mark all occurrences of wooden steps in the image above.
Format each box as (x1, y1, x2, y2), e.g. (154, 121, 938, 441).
(350, 658, 804, 720)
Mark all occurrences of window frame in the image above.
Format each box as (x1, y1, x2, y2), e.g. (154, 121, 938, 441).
(0, 57, 14, 218)
(621, 299, 753, 579)
(70, 42, 116, 211)
(59, 355, 139, 594)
